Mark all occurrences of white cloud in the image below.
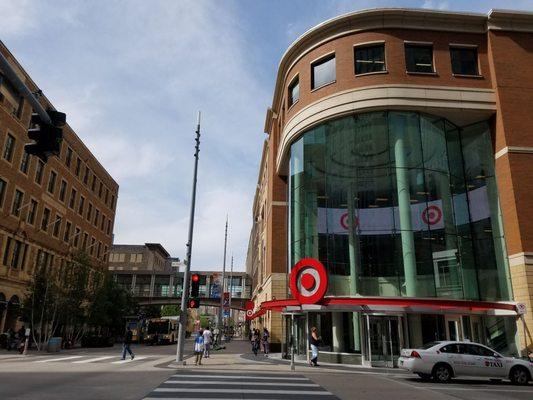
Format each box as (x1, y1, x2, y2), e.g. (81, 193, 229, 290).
(422, 0, 451, 10)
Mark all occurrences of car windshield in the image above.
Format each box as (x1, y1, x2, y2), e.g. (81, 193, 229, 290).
(420, 341, 441, 350)
(147, 321, 169, 334)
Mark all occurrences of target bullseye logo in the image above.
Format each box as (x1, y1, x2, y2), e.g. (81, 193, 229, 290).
(340, 213, 359, 230)
(290, 258, 328, 304)
(245, 300, 254, 320)
(421, 205, 442, 226)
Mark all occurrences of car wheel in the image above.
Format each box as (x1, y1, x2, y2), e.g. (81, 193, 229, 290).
(432, 363, 452, 383)
(510, 366, 530, 385)
(417, 373, 431, 381)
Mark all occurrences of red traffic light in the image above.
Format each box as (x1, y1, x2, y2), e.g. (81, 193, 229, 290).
(191, 274, 199, 282)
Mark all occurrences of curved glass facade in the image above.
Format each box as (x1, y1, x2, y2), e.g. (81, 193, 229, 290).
(289, 111, 511, 302)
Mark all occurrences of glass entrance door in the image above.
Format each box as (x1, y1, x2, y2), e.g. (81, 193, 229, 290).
(367, 316, 401, 367)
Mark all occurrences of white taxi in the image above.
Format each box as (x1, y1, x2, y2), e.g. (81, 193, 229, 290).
(398, 341, 533, 385)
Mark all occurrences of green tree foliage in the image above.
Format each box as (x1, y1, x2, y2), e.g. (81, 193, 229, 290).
(161, 305, 181, 317)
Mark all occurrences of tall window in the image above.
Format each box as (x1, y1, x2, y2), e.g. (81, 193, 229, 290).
(78, 195, 85, 215)
(64, 221, 72, 242)
(27, 199, 37, 225)
(288, 76, 299, 108)
(100, 214, 106, 231)
(53, 215, 62, 237)
(35, 159, 44, 185)
(59, 180, 67, 202)
(11, 189, 23, 216)
(69, 188, 77, 209)
(98, 181, 103, 198)
(2, 238, 27, 269)
(91, 175, 96, 191)
(94, 209, 100, 226)
(3, 134, 15, 162)
(405, 43, 434, 73)
(87, 203, 92, 221)
(74, 227, 81, 247)
(83, 166, 90, 184)
(47, 171, 57, 194)
(0, 75, 24, 118)
(66, 147, 72, 167)
(110, 195, 115, 210)
(355, 44, 386, 75)
(311, 54, 336, 90)
(19, 151, 30, 174)
(450, 47, 479, 76)
(75, 157, 81, 177)
(0, 178, 6, 209)
(82, 232, 88, 250)
(41, 207, 51, 231)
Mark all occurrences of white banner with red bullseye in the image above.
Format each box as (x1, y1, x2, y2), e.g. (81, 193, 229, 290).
(317, 186, 490, 235)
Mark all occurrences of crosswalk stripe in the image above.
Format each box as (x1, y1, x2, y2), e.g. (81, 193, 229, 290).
(145, 398, 316, 400)
(154, 388, 333, 395)
(35, 356, 84, 363)
(164, 380, 319, 387)
(111, 356, 147, 364)
(72, 356, 115, 364)
(169, 374, 310, 381)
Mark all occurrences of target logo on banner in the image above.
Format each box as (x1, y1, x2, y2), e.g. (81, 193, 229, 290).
(340, 212, 359, 230)
(245, 300, 254, 320)
(421, 205, 442, 226)
(289, 258, 328, 304)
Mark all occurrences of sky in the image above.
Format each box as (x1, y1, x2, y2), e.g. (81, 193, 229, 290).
(1, 0, 532, 271)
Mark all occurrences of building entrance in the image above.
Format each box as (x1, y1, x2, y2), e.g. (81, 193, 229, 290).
(365, 315, 402, 367)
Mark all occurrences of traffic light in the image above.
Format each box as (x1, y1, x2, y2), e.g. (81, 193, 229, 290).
(187, 298, 200, 308)
(190, 273, 200, 298)
(25, 110, 66, 162)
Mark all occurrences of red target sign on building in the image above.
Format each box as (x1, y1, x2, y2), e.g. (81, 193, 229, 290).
(289, 258, 328, 304)
(244, 300, 254, 320)
(421, 205, 442, 226)
(340, 212, 359, 230)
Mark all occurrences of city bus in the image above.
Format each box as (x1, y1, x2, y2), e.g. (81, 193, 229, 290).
(145, 317, 178, 345)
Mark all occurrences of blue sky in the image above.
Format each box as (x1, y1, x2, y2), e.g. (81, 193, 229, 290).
(1, 0, 532, 270)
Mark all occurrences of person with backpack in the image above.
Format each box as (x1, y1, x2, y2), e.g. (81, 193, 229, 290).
(251, 329, 260, 356)
(262, 328, 270, 357)
(202, 327, 212, 358)
(309, 326, 321, 367)
(194, 329, 205, 365)
(122, 326, 135, 360)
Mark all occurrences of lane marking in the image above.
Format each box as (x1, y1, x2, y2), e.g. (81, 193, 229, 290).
(35, 356, 84, 363)
(111, 356, 147, 364)
(145, 398, 328, 400)
(154, 388, 333, 395)
(170, 374, 309, 381)
(72, 356, 115, 364)
(420, 386, 533, 393)
(164, 380, 319, 387)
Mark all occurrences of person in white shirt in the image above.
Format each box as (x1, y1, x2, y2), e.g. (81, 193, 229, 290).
(203, 327, 213, 358)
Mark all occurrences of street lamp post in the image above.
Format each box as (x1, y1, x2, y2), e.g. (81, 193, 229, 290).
(218, 217, 228, 338)
(176, 112, 202, 364)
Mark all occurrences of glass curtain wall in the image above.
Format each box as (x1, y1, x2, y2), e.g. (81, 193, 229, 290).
(289, 111, 510, 302)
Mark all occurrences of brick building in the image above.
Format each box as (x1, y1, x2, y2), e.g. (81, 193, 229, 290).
(0, 41, 119, 333)
(248, 8, 533, 365)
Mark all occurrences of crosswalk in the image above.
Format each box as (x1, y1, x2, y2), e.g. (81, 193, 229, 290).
(143, 370, 340, 399)
(1, 354, 156, 366)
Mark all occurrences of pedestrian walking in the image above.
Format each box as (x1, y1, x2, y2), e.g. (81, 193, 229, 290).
(194, 329, 205, 365)
(213, 326, 220, 346)
(309, 326, 320, 367)
(203, 327, 212, 358)
(122, 326, 135, 360)
(251, 329, 260, 356)
(262, 327, 270, 357)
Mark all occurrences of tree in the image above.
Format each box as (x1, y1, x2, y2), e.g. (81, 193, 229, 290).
(161, 305, 181, 317)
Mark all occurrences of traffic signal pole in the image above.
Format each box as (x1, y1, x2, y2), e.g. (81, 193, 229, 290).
(0, 51, 51, 124)
(176, 112, 201, 364)
(218, 217, 228, 336)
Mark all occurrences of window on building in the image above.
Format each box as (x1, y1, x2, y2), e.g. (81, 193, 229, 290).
(69, 188, 77, 209)
(87, 203, 92, 221)
(98, 181, 103, 198)
(64, 221, 71, 242)
(82, 232, 88, 250)
(74, 227, 80, 247)
(106, 218, 112, 235)
(0, 178, 6, 209)
(78, 195, 85, 215)
(0, 74, 24, 117)
(66, 147, 72, 167)
(311, 54, 336, 89)
(53, 215, 62, 237)
(405, 43, 434, 73)
(355, 44, 386, 75)
(19, 151, 30, 174)
(91, 175, 96, 192)
(110, 194, 115, 210)
(94, 209, 99, 226)
(97, 242, 102, 258)
(83, 166, 90, 185)
(41, 207, 51, 231)
(59, 180, 67, 202)
(100, 214, 106, 231)
(27, 199, 37, 225)
(3, 133, 15, 162)
(11, 189, 23, 216)
(105, 188, 109, 204)
(47, 171, 57, 194)
(90, 237, 96, 255)
(75, 157, 81, 177)
(288, 76, 299, 108)
(2, 237, 27, 269)
(35, 159, 44, 185)
(450, 46, 479, 76)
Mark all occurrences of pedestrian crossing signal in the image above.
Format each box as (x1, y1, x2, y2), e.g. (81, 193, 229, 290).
(188, 298, 200, 308)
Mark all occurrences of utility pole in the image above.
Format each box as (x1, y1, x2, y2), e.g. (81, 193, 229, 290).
(229, 254, 233, 326)
(176, 112, 201, 363)
(218, 216, 228, 337)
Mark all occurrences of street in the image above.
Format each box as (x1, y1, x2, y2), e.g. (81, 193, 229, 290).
(2, 339, 531, 400)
